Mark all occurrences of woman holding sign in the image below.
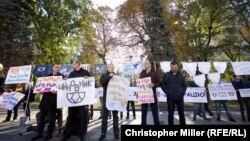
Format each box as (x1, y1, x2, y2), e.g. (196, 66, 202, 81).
(139, 60, 161, 125)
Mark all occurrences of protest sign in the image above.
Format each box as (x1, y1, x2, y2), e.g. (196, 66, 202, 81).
(184, 87, 207, 103)
(1, 92, 24, 110)
(106, 76, 130, 112)
(208, 83, 237, 100)
(5, 65, 32, 84)
(213, 62, 227, 73)
(57, 77, 95, 108)
(34, 76, 62, 93)
(239, 89, 250, 98)
(136, 77, 154, 104)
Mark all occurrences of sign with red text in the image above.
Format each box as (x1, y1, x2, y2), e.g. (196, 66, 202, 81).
(208, 83, 237, 100)
(34, 76, 63, 93)
(136, 77, 154, 104)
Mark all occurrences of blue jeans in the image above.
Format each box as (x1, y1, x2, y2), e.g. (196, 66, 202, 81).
(193, 103, 206, 120)
(141, 103, 160, 125)
(215, 100, 233, 119)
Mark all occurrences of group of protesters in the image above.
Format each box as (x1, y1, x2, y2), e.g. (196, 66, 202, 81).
(0, 60, 250, 141)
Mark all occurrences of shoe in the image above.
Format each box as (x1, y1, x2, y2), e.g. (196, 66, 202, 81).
(204, 118, 210, 121)
(114, 134, 119, 139)
(90, 117, 93, 120)
(134, 116, 136, 119)
(126, 116, 129, 119)
(216, 118, 221, 121)
(193, 118, 196, 121)
(2, 120, 10, 123)
(31, 134, 43, 141)
(44, 134, 52, 140)
(229, 118, 236, 122)
(99, 134, 106, 141)
(98, 116, 102, 119)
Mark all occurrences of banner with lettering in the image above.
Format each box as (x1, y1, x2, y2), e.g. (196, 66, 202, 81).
(57, 77, 95, 108)
(5, 65, 32, 84)
(106, 76, 130, 112)
(34, 76, 62, 93)
(184, 87, 207, 103)
(208, 83, 237, 100)
(136, 77, 154, 104)
(0, 92, 25, 110)
(239, 89, 250, 98)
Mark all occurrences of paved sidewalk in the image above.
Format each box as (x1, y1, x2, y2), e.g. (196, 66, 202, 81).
(0, 109, 249, 141)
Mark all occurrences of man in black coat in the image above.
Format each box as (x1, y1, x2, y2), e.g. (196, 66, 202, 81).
(161, 61, 187, 125)
(61, 61, 90, 141)
(99, 64, 119, 141)
(32, 63, 64, 141)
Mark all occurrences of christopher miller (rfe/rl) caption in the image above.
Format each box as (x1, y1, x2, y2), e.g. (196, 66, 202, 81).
(125, 129, 206, 138)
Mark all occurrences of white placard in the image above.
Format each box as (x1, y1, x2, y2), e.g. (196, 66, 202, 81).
(184, 87, 207, 103)
(156, 88, 167, 102)
(136, 77, 154, 104)
(239, 89, 250, 98)
(208, 83, 237, 100)
(57, 77, 96, 108)
(106, 76, 130, 112)
(5, 65, 32, 84)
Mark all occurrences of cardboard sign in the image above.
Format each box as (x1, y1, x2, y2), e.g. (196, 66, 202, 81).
(136, 77, 154, 104)
(34, 76, 62, 93)
(184, 87, 207, 103)
(57, 77, 95, 108)
(106, 76, 130, 112)
(239, 89, 250, 98)
(208, 83, 237, 100)
(0, 92, 25, 110)
(5, 65, 32, 84)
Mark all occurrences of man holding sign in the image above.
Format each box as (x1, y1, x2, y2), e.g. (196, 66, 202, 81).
(32, 63, 64, 141)
(99, 64, 120, 141)
(138, 60, 161, 125)
(61, 61, 90, 141)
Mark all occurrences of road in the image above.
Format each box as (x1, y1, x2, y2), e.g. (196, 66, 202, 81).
(0, 109, 249, 141)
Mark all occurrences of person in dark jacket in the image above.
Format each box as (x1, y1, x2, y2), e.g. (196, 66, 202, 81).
(99, 64, 119, 141)
(139, 60, 160, 125)
(61, 61, 90, 141)
(161, 61, 187, 125)
(232, 75, 250, 121)
(32, 63, 64, 141)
